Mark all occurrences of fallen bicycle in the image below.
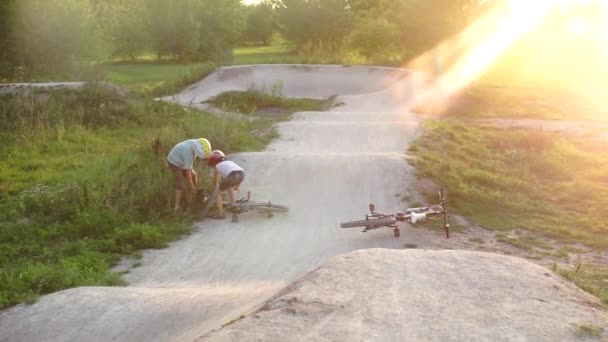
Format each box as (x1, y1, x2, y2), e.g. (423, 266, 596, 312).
(340, 188, 450, 238)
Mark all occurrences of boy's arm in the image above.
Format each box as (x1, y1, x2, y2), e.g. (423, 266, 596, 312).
(185, 169, 196, 192)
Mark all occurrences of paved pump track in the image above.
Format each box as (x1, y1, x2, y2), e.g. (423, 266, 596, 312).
(1, 65, 606, 341)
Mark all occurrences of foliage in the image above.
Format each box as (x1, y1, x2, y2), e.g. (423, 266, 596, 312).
(10, 0, 100, 78)
(386, 0, 473, 54)
(275, 0, 353, 57)
(144, 0, 200, 60)
(0, 0, 17, 80)
(272, 0, 491, 61)
(242, 2, 277, 45)
(347, 16, 400, 63)
(0, 0, 247, 79)
(195, 0, 246, 63)
(94, 0, 148, 61)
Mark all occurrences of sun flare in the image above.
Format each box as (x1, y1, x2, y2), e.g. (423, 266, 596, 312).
(405, 0, 608, 113)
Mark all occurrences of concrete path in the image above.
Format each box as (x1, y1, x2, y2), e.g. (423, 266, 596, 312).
(1, 65, 445, 342)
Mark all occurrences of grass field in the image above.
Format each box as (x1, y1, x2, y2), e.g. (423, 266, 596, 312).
(101, 62, 215, 94)
(410, 120, 608, 247)
(0, 65, 321, 308)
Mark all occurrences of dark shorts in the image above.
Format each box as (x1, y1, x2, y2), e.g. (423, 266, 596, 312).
(219, 171, 245, 191)
(168, 162, 197, 190)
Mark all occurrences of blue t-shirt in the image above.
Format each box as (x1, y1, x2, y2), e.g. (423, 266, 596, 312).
(167, 139, 197, 170)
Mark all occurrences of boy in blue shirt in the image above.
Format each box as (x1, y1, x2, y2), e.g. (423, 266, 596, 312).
(167, 138, 212, 211)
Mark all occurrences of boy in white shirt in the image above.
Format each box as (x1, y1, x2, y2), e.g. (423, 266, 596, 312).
(206, 150, 245, 219)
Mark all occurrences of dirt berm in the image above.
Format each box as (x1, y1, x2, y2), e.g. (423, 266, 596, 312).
(202, 249, 607, 341)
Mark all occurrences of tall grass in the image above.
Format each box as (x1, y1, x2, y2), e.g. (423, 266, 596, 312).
(0, 85, 282, 309)
(0, 84, 133, 143)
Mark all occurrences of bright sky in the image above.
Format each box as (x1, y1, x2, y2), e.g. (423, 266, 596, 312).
(242, 0, 261, 5)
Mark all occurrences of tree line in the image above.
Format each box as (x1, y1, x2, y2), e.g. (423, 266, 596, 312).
(0, 0, 499, 80)
(3, 0, 594, 81)
(0, 0, 252, 79)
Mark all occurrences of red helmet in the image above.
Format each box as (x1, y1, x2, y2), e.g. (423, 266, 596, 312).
(207, 150, 226, 167)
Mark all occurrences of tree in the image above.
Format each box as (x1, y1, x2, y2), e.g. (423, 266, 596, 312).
(195, 0, 246, 63)
(347, 16, 399, 62)
(0, 0, 17, 79)
(144, 0, 199, 60)
(95, 0, 148, 61)
(12, 0, 99, 77)
(275, 0, 353, 56)
(242, 2, 276, 45)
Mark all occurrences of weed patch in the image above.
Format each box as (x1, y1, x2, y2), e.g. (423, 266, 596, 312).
(206, 89, 323, 116)
(555, 262, 608, 304)
(574, 323, 605, 338)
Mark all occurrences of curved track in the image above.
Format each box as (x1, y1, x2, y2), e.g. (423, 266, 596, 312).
(1, 65, 442, 341)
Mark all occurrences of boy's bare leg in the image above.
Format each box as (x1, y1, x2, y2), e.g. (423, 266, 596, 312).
(215, 189, 225, 216)
(227, 187, 236, 205)
(185, 189, 194, 209)
(174, 189, 182, 211)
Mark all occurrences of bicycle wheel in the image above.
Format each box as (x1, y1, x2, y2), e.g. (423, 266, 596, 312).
(340, 217, 396, 228)
(249, 202, 289, 213)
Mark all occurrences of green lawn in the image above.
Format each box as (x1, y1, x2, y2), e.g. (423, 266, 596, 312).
(99, 40, 295, 92)
(234, 40, 296, 65)
(101, 62, 213, 92)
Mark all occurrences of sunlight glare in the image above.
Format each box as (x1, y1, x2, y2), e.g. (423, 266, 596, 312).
(404, 0, 560, 113)
(568, 18, 589, 35)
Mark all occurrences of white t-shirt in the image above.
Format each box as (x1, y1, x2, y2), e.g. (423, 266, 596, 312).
(216, 160, 243, 178)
